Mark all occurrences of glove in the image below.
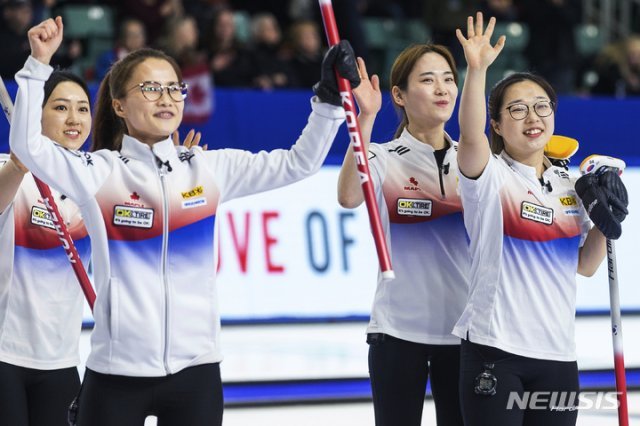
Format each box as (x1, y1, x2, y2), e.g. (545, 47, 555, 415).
(598, 170, 629, 223)
(313, 40, 360, 106)
(575, 173, 624, 239)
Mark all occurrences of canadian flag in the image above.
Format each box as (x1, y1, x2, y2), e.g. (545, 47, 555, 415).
(182, 62, 214, 124)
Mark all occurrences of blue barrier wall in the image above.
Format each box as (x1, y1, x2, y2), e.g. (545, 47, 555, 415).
(1, 83, 639, 165)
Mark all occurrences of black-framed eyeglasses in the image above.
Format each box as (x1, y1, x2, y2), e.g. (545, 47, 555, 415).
(130, 81, 188, 102)
(504, 100, 555, 120)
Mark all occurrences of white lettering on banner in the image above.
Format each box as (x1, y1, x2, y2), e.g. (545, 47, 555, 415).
(113, 205, 154, 228)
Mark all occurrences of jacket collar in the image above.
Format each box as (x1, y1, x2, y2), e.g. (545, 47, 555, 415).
(120, 134, 175, 165)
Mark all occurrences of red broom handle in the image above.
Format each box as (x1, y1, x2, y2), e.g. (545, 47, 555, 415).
(318, 0, 394, 279)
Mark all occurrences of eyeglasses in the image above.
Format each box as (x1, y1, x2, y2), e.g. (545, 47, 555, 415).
(504, 100, 555, 120)
(130, 81, 188, 102)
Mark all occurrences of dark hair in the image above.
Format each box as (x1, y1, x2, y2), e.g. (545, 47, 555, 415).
(43, 70, 90, 108)
(389, 44, 458, 139)
(487, 72, 558, 154)
(92, 48, 183, 151)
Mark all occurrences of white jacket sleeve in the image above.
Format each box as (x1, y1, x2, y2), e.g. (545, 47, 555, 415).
(204, 97, 346, 203)
(9, 56, 111, 205)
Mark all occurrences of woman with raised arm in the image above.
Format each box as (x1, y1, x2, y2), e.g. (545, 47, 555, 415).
(0, 70, 91, 426)
(11, 17, 358, 426)
(454, 12, 627, 425)
(338, 46, 469, 426)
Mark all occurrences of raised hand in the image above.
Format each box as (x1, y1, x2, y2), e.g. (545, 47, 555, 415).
(455, 12, 505, 70)
(28, 17, 64, 65)
(352, 57, 381, 117)
(172, 129, 206, 150)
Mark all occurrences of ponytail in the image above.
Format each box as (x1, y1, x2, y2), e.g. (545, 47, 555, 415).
(91, 71, 126, 151)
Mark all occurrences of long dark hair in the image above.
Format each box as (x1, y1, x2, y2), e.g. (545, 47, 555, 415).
(487, 72, 557, 154)
(389, 44, 458, 139)
(91, 48, 183, 151)
(43, 70, 90, 107)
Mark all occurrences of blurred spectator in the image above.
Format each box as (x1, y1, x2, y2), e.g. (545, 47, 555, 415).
(520, 0, 581, 94)
(95, 18, 147, 81)
(288, 0, 315, 21)
(117, 0, 183, 45)
(183, 0, 230, 49)
(287, 20, 322, 88)
(359, 0, 405, 19)
(250, 12, 293, 90)
(592, 35, 640, 97)
(0, 0, 33, 80)
(329, 0, 368, 60)
(423, 0, 478, 65)
(232, 0, 291, 31)
(206, 7, 255, 87)
(480, 0, 519, 22)
(159, 15, 214, 123)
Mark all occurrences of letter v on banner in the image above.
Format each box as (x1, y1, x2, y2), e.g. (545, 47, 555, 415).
(318, 0, 394, 279)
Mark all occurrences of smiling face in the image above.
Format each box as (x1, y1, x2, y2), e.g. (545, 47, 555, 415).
(392, 52, 458, 130)
(112, 58, 184, 146)
(41, 81, 91, 150)
(491, 80, 555, 160)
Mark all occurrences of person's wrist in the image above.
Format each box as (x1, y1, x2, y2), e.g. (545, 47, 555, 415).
(31, 54, 52, 65)
(10, 160, 28, 175)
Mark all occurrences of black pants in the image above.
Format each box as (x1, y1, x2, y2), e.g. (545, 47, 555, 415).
(367, 333, 464, 426)
(76, 363, 223, 426)
(0, 360, 80, 426)
(460, 339, 579, 426)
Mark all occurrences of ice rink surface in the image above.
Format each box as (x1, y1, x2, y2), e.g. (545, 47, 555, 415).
(78, 316, 640, 425)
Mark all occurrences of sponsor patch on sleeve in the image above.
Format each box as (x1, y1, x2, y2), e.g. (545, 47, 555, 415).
(113, 205, 154, 228)
(521, 201, 553, 225)
(31, 206, 55, 230)
(397, 198, 432, 216)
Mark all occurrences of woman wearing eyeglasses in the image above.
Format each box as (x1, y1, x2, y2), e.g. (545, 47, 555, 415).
(11, 18, 358, 425)
(453, 13, 626, 425)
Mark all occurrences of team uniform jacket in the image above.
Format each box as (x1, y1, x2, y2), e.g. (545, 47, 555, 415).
(0, 157, 89, 370)
(11, 56, 346, 377)
(366, 129, 470, 345)
(453, 151, 591, 361)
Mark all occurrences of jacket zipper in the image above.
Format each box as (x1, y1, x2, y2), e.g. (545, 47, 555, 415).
(436, 154, 446, 200)
(158, 166, 172, 374)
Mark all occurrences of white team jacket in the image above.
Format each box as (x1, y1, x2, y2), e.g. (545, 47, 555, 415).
(366, 130, 470, 345)
(11, 56, 346, 377)
(0, 158, 89, 370)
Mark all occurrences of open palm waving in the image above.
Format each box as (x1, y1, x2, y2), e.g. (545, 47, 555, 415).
(456, 12, 505, 71)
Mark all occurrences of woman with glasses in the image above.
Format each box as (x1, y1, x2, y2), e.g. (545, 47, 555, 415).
(0, 70, 92, 426)
(453, 13, 626, 425)
(11, 17, 358, 425)
(338, 47, 468, 425)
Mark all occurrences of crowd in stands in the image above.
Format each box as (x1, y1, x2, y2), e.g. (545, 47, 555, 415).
(2, 0, 640, 98)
